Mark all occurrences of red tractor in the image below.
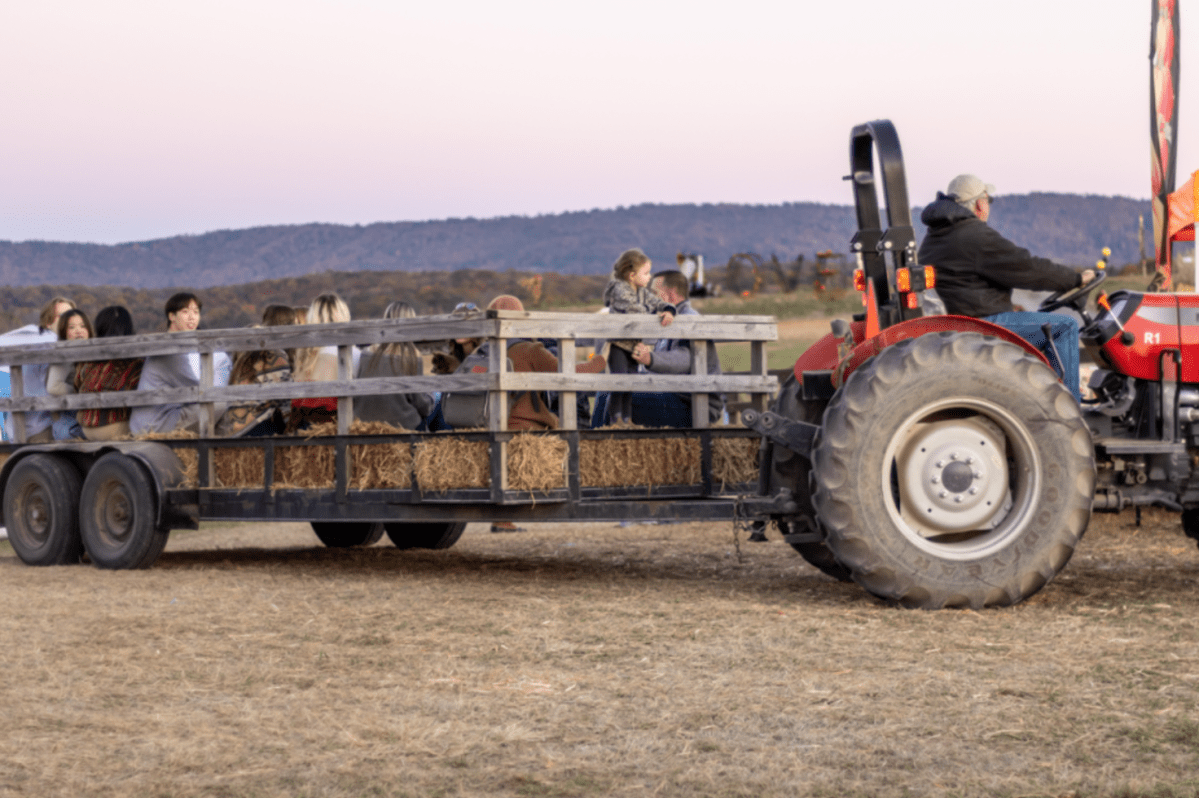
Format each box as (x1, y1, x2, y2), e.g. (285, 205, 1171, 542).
(748, 119, 1194, 609)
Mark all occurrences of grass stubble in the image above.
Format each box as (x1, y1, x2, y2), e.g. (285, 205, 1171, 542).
(0, 509, 1198, 798)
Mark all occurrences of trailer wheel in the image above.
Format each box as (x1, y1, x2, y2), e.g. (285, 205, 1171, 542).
(310, 522, 385, 548)
(384, 522, 467, 550)
(3, 454, 84, 566)
(763, 374, 851, 581)
(1182, 508, 1199, 549)
(811, 332, 1094, 609)
(79, 453, 168, 569)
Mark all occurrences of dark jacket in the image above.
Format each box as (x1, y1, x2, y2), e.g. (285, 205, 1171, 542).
(917, 195, 1081, 317)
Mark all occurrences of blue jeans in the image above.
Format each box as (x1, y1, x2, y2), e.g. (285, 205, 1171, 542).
(631, 392, 692, 428)
(982, 311, 1080, 401)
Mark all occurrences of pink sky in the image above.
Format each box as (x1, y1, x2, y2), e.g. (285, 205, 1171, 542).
(0, 1, 1176, 244)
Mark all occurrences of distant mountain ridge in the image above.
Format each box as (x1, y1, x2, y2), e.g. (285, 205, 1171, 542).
(0, 195, 1151, 289)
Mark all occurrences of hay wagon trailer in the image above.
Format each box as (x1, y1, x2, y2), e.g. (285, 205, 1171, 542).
(0, 309, 792, 569)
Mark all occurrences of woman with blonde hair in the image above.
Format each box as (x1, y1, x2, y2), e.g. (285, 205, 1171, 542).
(292, 293, 355, 382)
(355, 301, 433, 430)
(288, 293, 358, 431)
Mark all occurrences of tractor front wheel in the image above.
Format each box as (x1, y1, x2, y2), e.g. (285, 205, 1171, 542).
(761, 374, 851, 582)
(811, 332, 1094, 608)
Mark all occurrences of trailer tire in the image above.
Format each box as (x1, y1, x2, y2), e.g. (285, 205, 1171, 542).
(80, 453, 168, 570)
(310, 522, 385, 548)
(3, 454, 84, 566)
(811, 332, 1094, 609)
(1182, 508, 1199, 549)
(384, 522, 467, 550)
(763, 374, 851, 582)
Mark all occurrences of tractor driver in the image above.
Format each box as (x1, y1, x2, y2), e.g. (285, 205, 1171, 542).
(917, 174, 1095, 400)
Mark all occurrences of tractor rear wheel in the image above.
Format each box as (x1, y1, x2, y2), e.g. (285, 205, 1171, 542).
(811, 332, 1094, 608)
(762, 374, 851, 581)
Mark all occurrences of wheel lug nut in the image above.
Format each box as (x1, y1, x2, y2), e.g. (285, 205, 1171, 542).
(938, 491, 947, 498)
(973, 470, 982, 479)
(950, 453, 959, 460)
(936, 460, 945, 468)
(931, 476, 940, 484)
(954, 496, 963, 503)
(966, 456, 975, 465)
(969, 487, 978, 495)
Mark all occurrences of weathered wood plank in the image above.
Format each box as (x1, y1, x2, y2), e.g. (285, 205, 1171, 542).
(0, 313, 778, 366)
(0, 372, 778, 414)
(496, 317, 776, 342)
(691, 339, 709, 429)
(558, 338, 577, 431)
(10, 365, 26, 443)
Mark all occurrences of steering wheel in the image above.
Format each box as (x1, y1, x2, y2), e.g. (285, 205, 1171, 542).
(1038, 269, 1107, 319)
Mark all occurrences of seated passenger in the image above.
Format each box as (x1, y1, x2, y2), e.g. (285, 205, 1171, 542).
(355, 301, 433, 430)
(47, 309, 94, 440)
(1, 296, 75, 443)
(75, 306, 144, 441)
(261, 304, 299, 372)
(625, 270, 725, 427)
(216, 320, 293, 437)
(130, 292, 230, 436)
(288, 293, 359, 432)
(484, 295, 607, 432)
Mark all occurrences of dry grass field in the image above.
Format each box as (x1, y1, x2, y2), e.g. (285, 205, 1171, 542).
(2, 509, 1199, 798)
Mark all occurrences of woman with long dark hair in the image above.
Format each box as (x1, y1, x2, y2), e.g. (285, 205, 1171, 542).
(75, 306, 143, 441)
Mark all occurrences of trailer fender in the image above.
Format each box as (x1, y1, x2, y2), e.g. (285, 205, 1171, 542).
(0, 441, 194, 532)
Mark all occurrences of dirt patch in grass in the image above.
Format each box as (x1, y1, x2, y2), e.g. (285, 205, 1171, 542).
(2, 509, 1199, 797)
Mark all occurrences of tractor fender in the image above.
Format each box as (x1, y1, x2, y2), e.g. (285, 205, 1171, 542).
(805, 315, 1052, 389)
(0, 440, 192, 530)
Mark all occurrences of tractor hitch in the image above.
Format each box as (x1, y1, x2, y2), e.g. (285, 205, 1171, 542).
(742, 409, 820, 460)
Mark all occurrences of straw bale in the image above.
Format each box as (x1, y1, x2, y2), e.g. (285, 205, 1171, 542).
(214, 448, 266, 489)
(274, 421, 415, 490)
(711, 436, 761, 489)
(508, 433, 568, 492)
(133, 421, 417, 490)
(581, 423, 701, 487)
(413, 431, 489, 492)
(345, 421, 413, 489)
(135, 430, 199, 487)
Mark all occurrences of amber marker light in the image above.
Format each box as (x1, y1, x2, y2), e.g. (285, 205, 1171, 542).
(1098, 293, 1123, 330)
(895, 267, 911, 292)
(853, 268, 866, 292)
(923, 265, 935, 288)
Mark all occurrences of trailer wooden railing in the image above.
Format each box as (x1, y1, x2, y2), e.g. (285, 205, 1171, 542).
(0, 309, 779, 514)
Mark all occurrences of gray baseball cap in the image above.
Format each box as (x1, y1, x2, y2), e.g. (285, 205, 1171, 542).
(946, 174, 996, 206)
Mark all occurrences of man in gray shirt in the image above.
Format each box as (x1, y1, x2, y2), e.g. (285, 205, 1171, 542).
(628, 270, 724, 427)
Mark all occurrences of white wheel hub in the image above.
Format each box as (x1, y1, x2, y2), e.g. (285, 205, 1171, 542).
(896, 416, 1008, 535)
